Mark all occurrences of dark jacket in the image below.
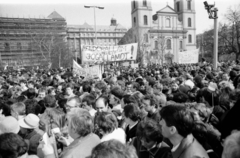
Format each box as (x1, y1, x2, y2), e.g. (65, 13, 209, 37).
(132, 137, 172, 158)
(172, 134, 209, 158)
(125, 122, 139, 142)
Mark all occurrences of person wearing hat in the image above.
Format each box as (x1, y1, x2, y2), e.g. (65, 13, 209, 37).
(18, 113, 44, 155)
(0, 116, 20, 134)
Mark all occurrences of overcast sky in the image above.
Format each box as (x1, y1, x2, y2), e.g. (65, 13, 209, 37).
(0, 0, 239, 34)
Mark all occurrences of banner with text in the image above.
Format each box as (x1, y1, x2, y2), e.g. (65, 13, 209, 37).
(73, 60, 102, 79)
(178, 49, 199, 64)
(81, 43, 138, 64)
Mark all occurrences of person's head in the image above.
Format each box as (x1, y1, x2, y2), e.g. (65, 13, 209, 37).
(10, 102, 26, 117)
(222, 73, 230, 81)
(137, 119, 163, 149)
(38, 87, 46, 100)
(125, 82, 132, 93)
(95, 96, 109, 113)
(91, 140, 138, 158)
(94, 112, 118, 136)
(222, 131, 240, 158)
(153, 82, 163, 93)
(19, 80, 27, 88)
(65, 83, 74, 96)
(109, 87, 123, 106)
(66, 96, 81, 112)
(44, 95, 57, 108)
(94, 81, 107, 97)
(82, 94, 96, 111)
(0, 133, 28, 158)
(171, 81, 179, 91)
(0, 116, 20, 134)
(44, 108, 66, 131)
(141, 94, 159, 113)
(48, 88, 56, 96)
(82, 83, 92, 93)
(27, 81, 35, 89)
(123, 103, 140, 124)
(67, 108, 93, 139)
(18, 113, 40, 136)
(159, 105, 194, 139)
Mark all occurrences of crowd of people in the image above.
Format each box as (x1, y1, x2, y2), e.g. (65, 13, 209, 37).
(0, 60, 240, 158)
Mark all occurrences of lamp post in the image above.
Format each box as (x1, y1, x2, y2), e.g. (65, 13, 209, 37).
(204, 1, 219, 69)
(84, 5, 104, 45)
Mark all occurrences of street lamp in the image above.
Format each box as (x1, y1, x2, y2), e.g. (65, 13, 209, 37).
(204, 1, 218, 69)
(84, 5, 104, 45)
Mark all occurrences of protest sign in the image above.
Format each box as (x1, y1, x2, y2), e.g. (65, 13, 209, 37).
(178, 49, 199, 64)
(122, 62, 130, 67)
(73, 60, 102, 79)
(131, 63, 139, 69)
(81, 43, 138, 64)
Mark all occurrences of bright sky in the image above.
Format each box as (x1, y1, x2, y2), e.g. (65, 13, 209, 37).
(0, 0, 239, 34)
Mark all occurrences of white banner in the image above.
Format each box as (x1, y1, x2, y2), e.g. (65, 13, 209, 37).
(73, 60, 102, 79)
(81, 43, 138, 64)
(178, 49, 199, 64)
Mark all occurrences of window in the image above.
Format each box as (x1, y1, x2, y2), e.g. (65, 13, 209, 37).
(155, 41, 158, 49)
(167, 39, 171, 49)
(134, 17, 136, 26)
(187, 0, 191, 10)
(144, 34, 148, 43)
(188, 18, 191, 27)
(180, 41, 183, 49)
(166, 18, 170, 28)
(176, 2, 180, 12)
(188, 34, 192, 43)
(133, 0, 136, 9)
(144, 15, 148, 25)
(143, 0, 147, 6)
(17, 42, 22, 50)
(4, 43, 10, 51)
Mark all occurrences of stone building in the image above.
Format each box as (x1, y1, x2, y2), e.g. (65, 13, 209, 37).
(0, 11, 67, 67)
(120, 0, 197, 65)
(67, 18, 127, 59)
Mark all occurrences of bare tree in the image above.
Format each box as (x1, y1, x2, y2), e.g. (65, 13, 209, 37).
(223, 5, 240, 59)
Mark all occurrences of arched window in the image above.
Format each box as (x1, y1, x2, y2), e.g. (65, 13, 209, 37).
(167, 39, 171, 49)
(187, 0, 191, 10)
(143, 0, 147, 6)
(176, 2, 180, 12)
(166, 18, 170, 28)
(144, 15, 148, 25)
(188, 18, 191, 27)
(188, 34, 192, 43)
(180, 41, 183, 49)
(133, 0, 136, 9)
(155, 41, 158, 49)
(4, 43, 10, 51)
(17, 42, 22, 50)
(134, 17, 136, 26)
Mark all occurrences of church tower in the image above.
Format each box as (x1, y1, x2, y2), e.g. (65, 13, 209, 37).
(131, 0, 152, 43)
(174, 0, 196, 50)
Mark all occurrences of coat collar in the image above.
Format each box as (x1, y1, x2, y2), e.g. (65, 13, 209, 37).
(172, 134, 195, 158)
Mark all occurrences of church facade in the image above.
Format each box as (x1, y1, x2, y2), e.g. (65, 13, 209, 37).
(122, 0, 197, 64)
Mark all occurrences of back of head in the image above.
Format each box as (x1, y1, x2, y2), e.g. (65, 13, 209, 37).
(91, 140, 137, 158)
(0, 133, 28, 158)
(222, 131, 240, 158)
(94, 112, 118, 134)
(160, 105, 194, 138)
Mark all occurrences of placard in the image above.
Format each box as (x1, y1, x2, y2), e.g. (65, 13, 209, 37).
(178, 49, 199, 64)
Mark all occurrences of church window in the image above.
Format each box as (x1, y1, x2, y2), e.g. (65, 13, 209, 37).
(144, 15, 148, 25)
(17, 42, 22, 50)
(187, 0, 191, 10)
(4, 43, 10, 51)
(155, 41, 158, 49)
(133, 0, 136, 9)
(134, 17, 136, 26)
(188, 34, 192, 43)
(166, 18, 171, 28)
(176, 2, 180, 12)
(143, 0, 147, 6)
(180, 41, 183, 49)
(188, 18, 191, 27)
(167, 39, 171, 49)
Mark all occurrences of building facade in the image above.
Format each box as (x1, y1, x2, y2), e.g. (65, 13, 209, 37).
(121, 0, 197, 65)
(67, 18, 128, 59)
(0, 11, 67, 67)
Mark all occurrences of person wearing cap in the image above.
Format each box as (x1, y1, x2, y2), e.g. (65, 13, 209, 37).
(0, 116, 20, 134)
(18, 113, 44, 155)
